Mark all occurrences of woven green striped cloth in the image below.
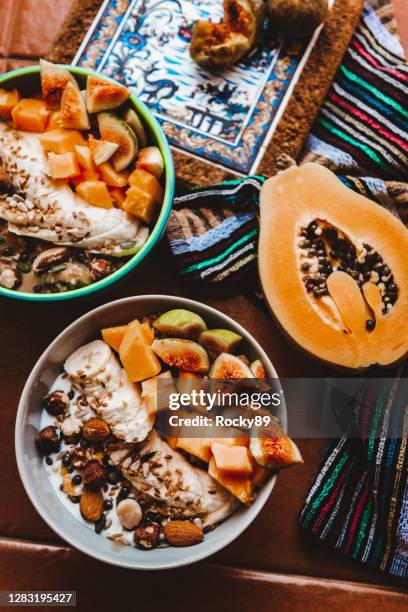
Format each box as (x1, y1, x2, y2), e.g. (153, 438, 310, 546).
(166, 0, 408, 578)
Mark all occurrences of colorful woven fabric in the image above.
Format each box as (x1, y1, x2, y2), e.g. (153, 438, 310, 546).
(166, 0, 408, 577)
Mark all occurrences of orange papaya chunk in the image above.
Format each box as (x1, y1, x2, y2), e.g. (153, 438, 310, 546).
(140, 321, 154, 344)
(102, 325, 128, 352)
(40, 129, 85, 154)
(109, 187, 127, 209)
(11, 98, 50, 132)
(76, 181, 113, 209)
(211, 443, 253, 475)
(48, 152, 81, 180)
(128, 168, 163, 203)
(208, 457, 253, 504)
(176, 438, 213, 463)
(47, 111, 63, 130)
(119, 319, 161, 382)
(0, 88, 20, 119)
(99, 162, 129, 187)
(75, 145, 96, 172)
(123, 185, 158, 224)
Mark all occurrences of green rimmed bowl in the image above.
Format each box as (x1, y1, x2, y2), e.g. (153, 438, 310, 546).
(0, 65, 175, 302)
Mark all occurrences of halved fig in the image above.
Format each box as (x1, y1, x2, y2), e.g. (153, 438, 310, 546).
(86, 75, 130, 113)
(40, 59, 79, 109)
(136, 146, 164, 180)
(224, 0, 265, 46)
(98, 112, 138, 172)
(190, 21, 251, 68)
(60, 82, 90, 130)
(210, 353, 254, 379)
(199, 329, 242, 359)
(122, 108, 147, 148)
(151, 338, 210, 373)
(250, 420, 303, 469)
(250, 359, 266, 378)
(154, 309, 207, 339)
(88, 134, 119, 166)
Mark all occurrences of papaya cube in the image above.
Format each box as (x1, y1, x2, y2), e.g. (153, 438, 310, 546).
(48, 152, 80, 180)
(128, 168, 163, 203)
(0, 88, 20, 119)
(99, 162, 129, 187)
(176, 437, 213, 463)
(47, 111, 63, 130)
(109, 187, 127, 209)
(75, 145, 96, 171)
(211, 443, 253, 475)
(82, 168, 101, 181)
(102, 324, 128, 352)
(208, 457, 253, 504)
(141, 371, 173, 398)
(76, 181, 113, 209)
(140, 321, 154, 344)
(40, 129, 85, 154)
(119, 319, 161, 382)
(123, 185, 159, 224)
(11, 98, 50, 132)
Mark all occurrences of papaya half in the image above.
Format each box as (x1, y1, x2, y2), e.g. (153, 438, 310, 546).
(258, 163, 408, 370)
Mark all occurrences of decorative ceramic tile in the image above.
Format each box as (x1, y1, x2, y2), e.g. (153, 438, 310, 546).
(74, 0, 326, 175)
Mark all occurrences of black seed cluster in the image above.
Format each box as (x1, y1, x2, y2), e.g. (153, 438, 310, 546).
(299, 222, 398, 316)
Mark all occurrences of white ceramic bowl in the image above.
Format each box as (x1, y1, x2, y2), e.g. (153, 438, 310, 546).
(16, 295, 283, 570)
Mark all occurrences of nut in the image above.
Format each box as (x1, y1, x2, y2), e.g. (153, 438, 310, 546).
(133, 522, 160, 550)
(35, 426, 60, 455)
(70, 448, 88, 470)
(83, 460, 107, 490)
(0, 268, 22, 290)
(89, 258, 112, 282)
(32, 247, 71, 274)
(116, 498, 142, 530)
(80, 488, 104, 523)
(163, 520, 204, 547)
(82, 418, 110, 443)
(43, 389, 70, 416)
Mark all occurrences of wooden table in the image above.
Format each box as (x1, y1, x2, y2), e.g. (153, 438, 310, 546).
(0, 1, 407, 609)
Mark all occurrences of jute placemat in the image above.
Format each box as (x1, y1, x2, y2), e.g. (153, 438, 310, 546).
(46, 0, 364, 184)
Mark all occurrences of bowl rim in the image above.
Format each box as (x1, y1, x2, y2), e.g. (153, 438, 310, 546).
(0, 65, 175, 302)
(15, 295, 281, 570)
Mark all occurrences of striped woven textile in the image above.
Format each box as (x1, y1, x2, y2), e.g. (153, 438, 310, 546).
(166, 0, 408, 577)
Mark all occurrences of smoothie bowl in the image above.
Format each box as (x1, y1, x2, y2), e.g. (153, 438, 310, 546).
(16, 295, 302, 569)
(0, 62, 174, 301)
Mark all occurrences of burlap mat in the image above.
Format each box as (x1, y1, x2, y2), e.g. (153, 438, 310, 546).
(46, 0, 364, 184)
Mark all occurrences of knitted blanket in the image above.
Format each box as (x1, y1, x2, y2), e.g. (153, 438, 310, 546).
(166, 1, 408, 578)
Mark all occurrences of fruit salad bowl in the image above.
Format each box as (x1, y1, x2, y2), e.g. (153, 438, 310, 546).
(16, 295, 284, 570)
(0, 65, 175, 302)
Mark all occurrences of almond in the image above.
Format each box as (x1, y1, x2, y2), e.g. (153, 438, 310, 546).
(80, 488, 103, 523)
(82, 418, 110, 442)
(163, 520, 204, 547)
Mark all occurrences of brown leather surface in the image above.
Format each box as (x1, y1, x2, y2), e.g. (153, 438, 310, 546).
(0, 540, 406, 612)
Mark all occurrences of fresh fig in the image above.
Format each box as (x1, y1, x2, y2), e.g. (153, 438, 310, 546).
(122, 108, 147, 148)
(136, 146, 164, 180)
(250, 359, 266, 378)
(199, 329, 242, 358)
(60, 82, 90, 130)
(250, 420, 303, 469)
(88, 134, 119, 166)
(97, 112, 138, 172)
(210, 353, 254, 379)
(86, 75, 130, 114)
(40, 59, 78, 109)
(154, 309, 207, 339)
(151, 338, 209, 373)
